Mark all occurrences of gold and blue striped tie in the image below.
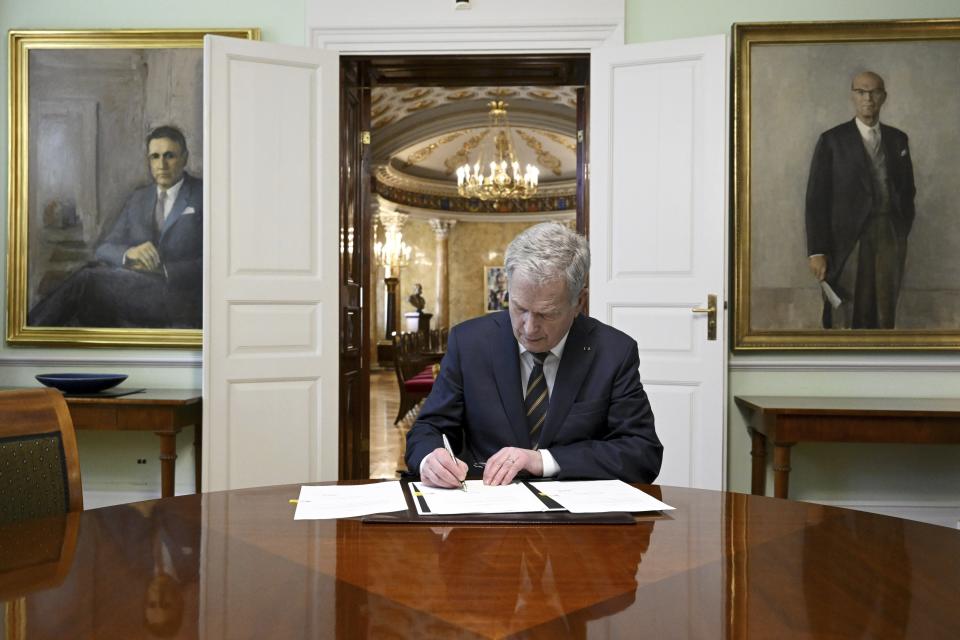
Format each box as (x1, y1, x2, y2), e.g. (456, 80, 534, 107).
(525, 351, 550, 448)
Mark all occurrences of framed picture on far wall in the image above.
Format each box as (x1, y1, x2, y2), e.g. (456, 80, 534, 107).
(485, 266, 509, 313)
(732, 19, 960, 350)
(6, 28, 259, 348)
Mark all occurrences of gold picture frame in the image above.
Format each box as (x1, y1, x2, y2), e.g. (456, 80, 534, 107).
(7, 28, 260, 347)
(733, 19, 960, 350)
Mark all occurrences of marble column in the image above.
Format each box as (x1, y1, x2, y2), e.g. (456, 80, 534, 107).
(429, 219, 456, 330)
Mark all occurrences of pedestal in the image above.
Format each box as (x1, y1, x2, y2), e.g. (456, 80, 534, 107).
(404, 311, 432, 333)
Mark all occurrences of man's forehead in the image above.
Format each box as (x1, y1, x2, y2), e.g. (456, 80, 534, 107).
(852, 74, 885, 90)
(148, 138, 183, 153)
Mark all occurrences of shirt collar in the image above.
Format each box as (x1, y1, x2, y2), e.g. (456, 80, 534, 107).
(854, 117, 881, 138)
(158, 176, 185, 201)
(518, 329, 570, 361)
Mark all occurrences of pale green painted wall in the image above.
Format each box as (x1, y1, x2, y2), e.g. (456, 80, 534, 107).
(626, 0, 960, 506)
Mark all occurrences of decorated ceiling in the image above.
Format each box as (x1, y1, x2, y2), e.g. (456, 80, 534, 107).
(371, 86, 579, 215)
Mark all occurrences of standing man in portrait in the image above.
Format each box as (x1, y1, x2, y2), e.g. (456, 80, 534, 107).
(805, 71, 916, 329)
(28, 125, 202, 328)
(806, 71, 916, 329)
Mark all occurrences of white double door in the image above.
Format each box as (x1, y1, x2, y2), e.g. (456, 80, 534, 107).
(201, 35, 727, 492)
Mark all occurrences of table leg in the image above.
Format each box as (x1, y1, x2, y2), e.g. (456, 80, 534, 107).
(156, 431, 177, 498)
(772, 443, 794, 499)
(748, 428, 767, 496)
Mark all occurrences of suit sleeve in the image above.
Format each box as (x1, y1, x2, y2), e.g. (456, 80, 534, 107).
(95, 194, 141, 266)
(805, 133, 834, 257)
(404, 327, 466, 473)
(549, 343, 663, 484)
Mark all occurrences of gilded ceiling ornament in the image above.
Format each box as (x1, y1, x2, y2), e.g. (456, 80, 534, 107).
(371, 92, 386, 106)
(372, 114, 398, 129)
(405, 99, 436, 112)
(487, 88, 517, 98)
(401, 132, 465, 168)
(445, 89, 477, 101)
(514, 129, 563, 176)
(528, 89, 559, 101)
(542, 131, 577, 153)
(400, 88, 432, 102)
(443, 129, 490, 175)
(371, 103, 390, 118)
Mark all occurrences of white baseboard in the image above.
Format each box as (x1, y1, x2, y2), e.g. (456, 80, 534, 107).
(813, 500, 960, 529)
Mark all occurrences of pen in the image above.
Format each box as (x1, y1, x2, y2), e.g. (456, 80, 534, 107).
(442, 433, 467, 492)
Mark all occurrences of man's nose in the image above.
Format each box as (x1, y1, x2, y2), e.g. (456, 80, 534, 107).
(523, 313, 539, 333)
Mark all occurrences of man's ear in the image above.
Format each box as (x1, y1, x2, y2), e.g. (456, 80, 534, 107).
(576, 287, 588, 312)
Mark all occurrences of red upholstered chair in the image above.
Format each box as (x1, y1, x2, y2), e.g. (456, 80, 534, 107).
(0, 388, 83, 524)
(391, 332, 438, 424)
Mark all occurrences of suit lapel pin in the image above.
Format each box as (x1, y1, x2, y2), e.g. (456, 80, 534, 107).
(583, 346, 591, 351)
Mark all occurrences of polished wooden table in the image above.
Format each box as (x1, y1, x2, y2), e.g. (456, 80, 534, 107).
(65, 389, 201, 498)
(736, 395, 960, 499)
(4, 483, 959, 638)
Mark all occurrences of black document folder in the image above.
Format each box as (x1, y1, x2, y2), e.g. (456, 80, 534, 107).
(361, 480, 638, 525)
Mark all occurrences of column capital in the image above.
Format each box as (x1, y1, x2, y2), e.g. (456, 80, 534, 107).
(428, 218, 457, 238)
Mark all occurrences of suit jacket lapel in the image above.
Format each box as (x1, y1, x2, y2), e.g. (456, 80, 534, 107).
(159, 175, 194, 238)
(845, 119, 873, 194)
(490, 312, 530, 447)
(539, 314, 595, 448)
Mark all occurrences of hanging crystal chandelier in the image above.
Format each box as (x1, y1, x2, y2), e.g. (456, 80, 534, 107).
(456, 100, 539, 201)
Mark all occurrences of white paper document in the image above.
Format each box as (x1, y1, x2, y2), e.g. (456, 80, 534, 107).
(410, 480, 559, 515)
(533, 480, 675, 514)
(294, 482, 407, 520)
(820, 281, 842, 309)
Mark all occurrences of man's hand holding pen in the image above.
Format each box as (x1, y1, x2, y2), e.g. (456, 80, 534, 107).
(421, 446, 468, 489)
(420, 444, 543, 488)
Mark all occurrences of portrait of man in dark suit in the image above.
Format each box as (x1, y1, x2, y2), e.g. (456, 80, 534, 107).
(406, 222, 662, 488)
(805, 71, 916, 329)
(28, 125, 202, 329)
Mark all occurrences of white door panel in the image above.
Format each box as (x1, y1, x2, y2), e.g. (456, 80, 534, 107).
(203, 36, 339, 491)
(591, 36, 727, 490)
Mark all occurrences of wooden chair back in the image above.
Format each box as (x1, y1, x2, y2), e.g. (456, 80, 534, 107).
(0, 388, 83, 523)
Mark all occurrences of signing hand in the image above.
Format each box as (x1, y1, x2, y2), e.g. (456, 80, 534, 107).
(124, 241, 162, 273)
(808, 255, 827, 281)
(420, 448, 468, 489)
(482, 447, 543, 486)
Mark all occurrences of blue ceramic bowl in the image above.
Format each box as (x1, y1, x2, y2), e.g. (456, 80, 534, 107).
(36, 373, 128, 394)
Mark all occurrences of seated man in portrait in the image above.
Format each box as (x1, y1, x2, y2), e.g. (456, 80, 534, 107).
(28, 125, 202, 329)
(406, 222, 663, 488)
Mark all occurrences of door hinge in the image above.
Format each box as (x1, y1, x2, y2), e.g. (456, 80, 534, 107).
(361, 131, 371, 145)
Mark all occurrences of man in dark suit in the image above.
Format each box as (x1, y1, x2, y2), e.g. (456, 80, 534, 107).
(805, 71, 916, 329)
(406, 223, 662, 488)
(28, 125, 202, 328)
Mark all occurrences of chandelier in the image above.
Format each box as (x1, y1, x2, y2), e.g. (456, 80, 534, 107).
(456, 100, 539, 201)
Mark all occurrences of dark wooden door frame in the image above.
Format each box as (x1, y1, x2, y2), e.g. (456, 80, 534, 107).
(338, 54, 591, 480)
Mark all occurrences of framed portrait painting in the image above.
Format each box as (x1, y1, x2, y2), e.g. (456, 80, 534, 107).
(732, 19, 960, 350)
(485, 266, 508, 313)
(7, 28, 259, 347)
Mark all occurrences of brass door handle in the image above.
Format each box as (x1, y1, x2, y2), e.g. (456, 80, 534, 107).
(691, 294, 717, 341)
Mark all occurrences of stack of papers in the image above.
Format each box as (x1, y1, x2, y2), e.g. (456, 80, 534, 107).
(293, 482, 406, 520)
(411, 479, 674, 516)
(291, 480, 674, 520)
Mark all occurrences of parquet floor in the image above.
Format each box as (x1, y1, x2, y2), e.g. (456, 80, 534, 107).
(369, 368, 417, 479)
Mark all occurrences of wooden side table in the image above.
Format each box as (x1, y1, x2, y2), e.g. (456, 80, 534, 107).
(64, 389, 201, 498)
(735, 395, 960, 499)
